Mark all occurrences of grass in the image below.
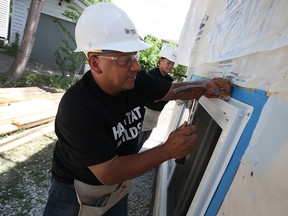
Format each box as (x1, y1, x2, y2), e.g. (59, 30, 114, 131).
(0, 72, 74, 92)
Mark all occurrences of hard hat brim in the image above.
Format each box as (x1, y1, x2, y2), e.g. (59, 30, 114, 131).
(75, 39, 151, 53)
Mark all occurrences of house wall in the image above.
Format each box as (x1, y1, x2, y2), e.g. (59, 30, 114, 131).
(172, 0, 288, 215)
(10, 0, 85, 69)
(30, 13, 76, 68)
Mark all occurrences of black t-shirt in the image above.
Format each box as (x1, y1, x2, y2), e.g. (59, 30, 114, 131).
(52, 70, 171, 185)
(145, 68, 174, 111)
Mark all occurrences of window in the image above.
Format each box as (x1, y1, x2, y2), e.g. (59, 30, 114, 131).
(158, 96, 253, 216)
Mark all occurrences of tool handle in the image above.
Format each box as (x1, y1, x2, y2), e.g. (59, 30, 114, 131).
(175, 157, 185, 164)
(175, 101, 198, 165)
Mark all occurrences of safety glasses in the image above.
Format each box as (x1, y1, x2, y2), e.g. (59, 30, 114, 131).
(95, 53, 140, 67)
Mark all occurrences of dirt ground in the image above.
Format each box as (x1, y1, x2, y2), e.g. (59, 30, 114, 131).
(0, 131, 156, 216)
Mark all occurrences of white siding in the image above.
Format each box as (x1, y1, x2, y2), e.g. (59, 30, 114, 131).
(0, 0, 11, 39)
(10, 0, 28, 43)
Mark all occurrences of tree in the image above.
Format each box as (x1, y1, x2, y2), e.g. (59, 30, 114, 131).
(139, 34, 162, 72)
(6, 0, 44, 82)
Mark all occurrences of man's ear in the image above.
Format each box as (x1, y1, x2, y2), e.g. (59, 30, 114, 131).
(88, 56, 102, 73)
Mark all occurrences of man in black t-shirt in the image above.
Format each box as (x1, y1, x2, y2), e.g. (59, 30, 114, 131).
(43, 3, 232, 216)
(137, 46, 177, 152)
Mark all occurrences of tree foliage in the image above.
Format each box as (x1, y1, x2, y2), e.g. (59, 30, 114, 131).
(138, 34, 162, 72)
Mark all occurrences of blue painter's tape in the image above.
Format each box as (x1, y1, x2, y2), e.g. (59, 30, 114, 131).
(205, 87, 268, 215)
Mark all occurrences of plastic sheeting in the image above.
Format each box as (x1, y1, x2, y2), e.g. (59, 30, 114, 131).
(178, 0, 288, 66)
(219, 94, 288, 216)
(186, 45, 288, 94)
(175, 0, 288, 215)
(177, 0, 288, 93)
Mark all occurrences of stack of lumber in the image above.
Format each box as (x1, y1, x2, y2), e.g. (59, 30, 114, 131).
(0, 87, 64, 152)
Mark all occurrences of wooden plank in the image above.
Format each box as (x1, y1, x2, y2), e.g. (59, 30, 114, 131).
(0, 123, 19, 136)
(0, 92, 52, 104)
(0, 87, 63, 137)
(0, 98, 59, 114)
(0, 121, 55, 152)
(12, 109, 58, 126)
(0, 92, 63, 108)
(0, 113, 55, 136)
(0, 87, 64, 104)
(0, 87, 46, 94)
(0, 94, 63, 124)
(18, 117, 55, 129)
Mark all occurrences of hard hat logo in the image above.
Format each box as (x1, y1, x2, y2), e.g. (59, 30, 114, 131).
(124, 29, 137, 35)
(74, 3, 151, 54)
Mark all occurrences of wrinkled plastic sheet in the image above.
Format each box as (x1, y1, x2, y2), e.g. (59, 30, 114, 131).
(219, 94, 288, 216)
(186, 45, 288, 94)
(177, 0, 288, 93)
(178, 0, 288, 66)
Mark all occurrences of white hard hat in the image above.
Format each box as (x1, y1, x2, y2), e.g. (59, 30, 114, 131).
(74, 3, 151, 53)
(159, 46, 177, 62)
